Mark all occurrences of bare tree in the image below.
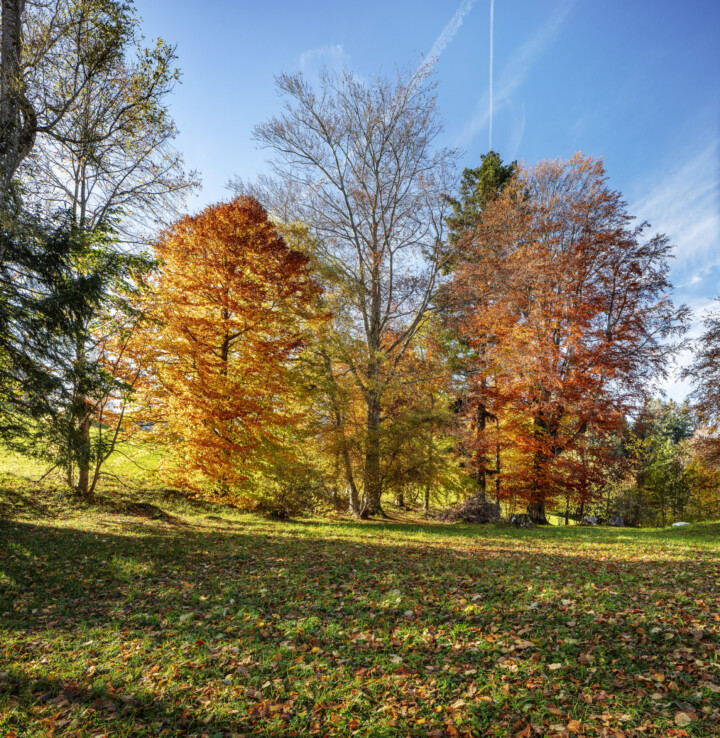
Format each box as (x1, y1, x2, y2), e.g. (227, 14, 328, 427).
(21, 34, 198, 245)
(252, 67, 456, 516)
(1, 0, 134, 201)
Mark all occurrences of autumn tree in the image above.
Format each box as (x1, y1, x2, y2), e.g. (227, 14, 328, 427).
(626, 400, 695, 526)
(252, 67, 456, 516)
(24, 9, 196, 495)
(379, 324, 468, 512)
(452, 154, 688, 523)
(683, 297, 720, 468)
(126, 197, 321, 500)
(441, 150, 515, 501)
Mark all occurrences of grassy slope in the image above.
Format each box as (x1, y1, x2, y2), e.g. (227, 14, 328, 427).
(1, 479, 719, 738)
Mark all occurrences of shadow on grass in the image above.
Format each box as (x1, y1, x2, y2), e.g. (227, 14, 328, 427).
(2, 518, 717, 637)
(1, 514, 718, 736)
(0, 666, 243, 735)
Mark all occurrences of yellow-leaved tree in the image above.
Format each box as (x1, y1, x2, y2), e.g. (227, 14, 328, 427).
(126, 196, 322, 501)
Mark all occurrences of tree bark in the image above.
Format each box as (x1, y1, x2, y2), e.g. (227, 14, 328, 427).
(474, 402, 487, 499)
(527, 501, 550, 525)
(75, 411, 92, 497)
(0, 0, 35, 198)
(528, 415, 551, 524)
(362, 399, 382, 516)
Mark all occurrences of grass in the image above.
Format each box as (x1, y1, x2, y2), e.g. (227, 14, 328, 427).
(1, 468, 719, 736)
(0, 441, 164, 486)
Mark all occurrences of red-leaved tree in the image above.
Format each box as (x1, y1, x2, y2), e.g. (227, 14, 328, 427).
(452, 154, 688, 523)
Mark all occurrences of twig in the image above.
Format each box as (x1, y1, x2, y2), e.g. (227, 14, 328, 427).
(36, 464, 60, 483)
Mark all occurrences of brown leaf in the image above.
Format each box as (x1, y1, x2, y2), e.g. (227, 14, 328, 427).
(567, 719, 582, 734)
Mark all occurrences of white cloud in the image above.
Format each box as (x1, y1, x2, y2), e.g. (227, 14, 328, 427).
(299, 44, 350, 73)
(457, 0, 576, 146)
(631, 143, 720, 402)
(632, 140, 720, 268)
(658, 296, 718, 402)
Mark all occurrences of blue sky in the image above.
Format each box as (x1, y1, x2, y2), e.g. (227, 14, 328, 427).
(135, 0, 719, 399)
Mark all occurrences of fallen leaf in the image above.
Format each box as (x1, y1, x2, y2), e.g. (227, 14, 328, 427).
(674, 712, 693, 727)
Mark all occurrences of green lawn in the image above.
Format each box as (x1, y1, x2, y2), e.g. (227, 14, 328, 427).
(1, 479, 719, 738)
(0, 440, 164, 488)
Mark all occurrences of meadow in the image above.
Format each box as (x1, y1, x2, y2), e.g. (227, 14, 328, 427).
(1, 454, 719, 737)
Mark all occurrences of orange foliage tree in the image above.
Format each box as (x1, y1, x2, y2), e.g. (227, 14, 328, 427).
(451, 154, 688, 523)
(126, 196, 322, 498)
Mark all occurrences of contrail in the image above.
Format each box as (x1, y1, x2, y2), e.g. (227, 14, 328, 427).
(457, 0, 576, 147)
(420, 0, 477, 73)
(489, 0, 494, 150)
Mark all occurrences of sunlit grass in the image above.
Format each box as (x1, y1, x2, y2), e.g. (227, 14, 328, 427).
(1, 484, 718, 737)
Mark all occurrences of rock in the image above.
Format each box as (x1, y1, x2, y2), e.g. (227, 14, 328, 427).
(672, 521, 690, 527)
(608, 515, 624, 527)
(579, 515, 598, 526)
(510, 513, 534, 528)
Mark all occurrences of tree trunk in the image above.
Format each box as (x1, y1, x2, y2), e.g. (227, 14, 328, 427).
(564, 497, 570, 526)
(527, 501, 550, 525)
(476, 467, 486, 498)
(423, 484, 430, 513)
(395, 491, 405, 508)
(70, 333, 93, 498)
(360, 254, 384, 519)
(75, 410, 92, 497)
(0, 0, 23, 190)
(361, 392, 382, 516)
(494, 416, 501, 504)
(475, 402, 487, 499)
(0, 0, 35, 199)
(528, 415, 550, 524)
(347, 484, 361, 516)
